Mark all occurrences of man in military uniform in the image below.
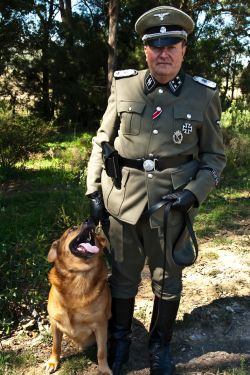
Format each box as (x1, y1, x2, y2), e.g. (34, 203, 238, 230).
(86, 5, 226, 375)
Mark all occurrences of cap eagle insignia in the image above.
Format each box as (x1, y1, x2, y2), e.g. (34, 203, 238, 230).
(153, 12, 170, 21)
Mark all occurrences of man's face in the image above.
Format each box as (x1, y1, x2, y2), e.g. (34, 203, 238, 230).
(144, 41, 186, 84)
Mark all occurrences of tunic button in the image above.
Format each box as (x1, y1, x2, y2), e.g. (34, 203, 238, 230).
(158, 88, 163, 94)
(128, 106, 132, 111)
(153, 129, 158, 135)
(148, 174, 153, 179)
(187, 113, 192, 119)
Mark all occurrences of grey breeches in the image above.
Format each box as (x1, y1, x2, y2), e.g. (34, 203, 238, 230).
(107, 214, 183, 301)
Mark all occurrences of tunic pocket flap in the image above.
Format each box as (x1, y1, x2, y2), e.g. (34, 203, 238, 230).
(171, 160, 199, 190)
(174, 108, 203, 121)
(118, 101, 145, 114)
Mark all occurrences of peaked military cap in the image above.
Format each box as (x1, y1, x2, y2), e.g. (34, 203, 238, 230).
(135, 6, 194, 47)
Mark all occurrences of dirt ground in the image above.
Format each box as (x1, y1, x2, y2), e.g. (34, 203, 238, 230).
(1, 231, 250, 375)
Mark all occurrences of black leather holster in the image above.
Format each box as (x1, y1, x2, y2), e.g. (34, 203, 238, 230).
(102, 142, 122, 189)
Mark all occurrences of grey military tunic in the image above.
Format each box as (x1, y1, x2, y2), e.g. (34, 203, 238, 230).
(86, 69, 226, 299)
(87, 69, 226, 227)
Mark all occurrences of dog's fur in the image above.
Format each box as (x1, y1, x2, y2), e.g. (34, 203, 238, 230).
(45, 223, 111, 374)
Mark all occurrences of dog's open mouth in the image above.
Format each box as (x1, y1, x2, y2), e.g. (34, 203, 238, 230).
(69, 221, 99, 259)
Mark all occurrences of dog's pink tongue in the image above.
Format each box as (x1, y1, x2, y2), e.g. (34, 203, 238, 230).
(77, 243, 99, 253)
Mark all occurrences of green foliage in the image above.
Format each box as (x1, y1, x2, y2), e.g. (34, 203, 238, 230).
(224, 134, 249, 169)
(195, 102, 249, 238)
(0, 112, 54, 169)
(0, 133, 91, 335)
(224, 356, 248, 375)
(222, 99, 250, 132)
(0, 0, 249, 127)
(45, 132, 92, 172)
(239, 63, 250, 104)
(194, 127, 249, 239)
(221, 100, 250, 169)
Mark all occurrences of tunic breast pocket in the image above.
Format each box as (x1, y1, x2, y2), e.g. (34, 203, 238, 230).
(118, 101, 145, 135)
(173, 108, 203, 144)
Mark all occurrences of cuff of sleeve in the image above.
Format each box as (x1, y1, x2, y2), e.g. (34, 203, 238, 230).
(184, 189, 199, 207)
(185, 169, 216, 204)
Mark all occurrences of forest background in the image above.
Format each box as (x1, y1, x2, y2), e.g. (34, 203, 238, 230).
(0, 0, 249, 373)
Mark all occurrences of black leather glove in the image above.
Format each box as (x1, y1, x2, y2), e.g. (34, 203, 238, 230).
(88, 191, 110, 226)
(167, 190, 198, 213)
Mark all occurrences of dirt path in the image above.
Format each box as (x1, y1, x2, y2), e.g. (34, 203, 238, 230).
(1, 233, 250, 374)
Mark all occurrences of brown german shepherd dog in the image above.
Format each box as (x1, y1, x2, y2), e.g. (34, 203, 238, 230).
(45, 221, 111, 374)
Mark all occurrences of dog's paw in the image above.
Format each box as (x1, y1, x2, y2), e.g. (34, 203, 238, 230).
(97, 365, 112, 375)
(45, 358, 60, 374)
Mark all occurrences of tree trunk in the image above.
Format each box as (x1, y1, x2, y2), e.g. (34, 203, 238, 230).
(59, 0, 73, 45)
(107, 0, 119, 96)
(59, 0, 72, 26)
(231, 54, 237, 102)
(221, 55, 231, 108)
(41, 0, 55, 120)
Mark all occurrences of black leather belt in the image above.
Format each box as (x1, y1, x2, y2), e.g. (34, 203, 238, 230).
(120, 155, 192, 172)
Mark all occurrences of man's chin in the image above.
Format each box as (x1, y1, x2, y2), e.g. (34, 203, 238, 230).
(154, 71, 173, 82)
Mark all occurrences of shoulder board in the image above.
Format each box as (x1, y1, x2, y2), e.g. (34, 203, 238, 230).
(193, 76, 217, 89)
(114, 69, 138, 79)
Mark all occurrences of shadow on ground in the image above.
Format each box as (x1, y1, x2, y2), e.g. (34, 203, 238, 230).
(124, 296, 250, 374)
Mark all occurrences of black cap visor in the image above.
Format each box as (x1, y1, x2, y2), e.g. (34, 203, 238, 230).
(145, 37, 183, 47)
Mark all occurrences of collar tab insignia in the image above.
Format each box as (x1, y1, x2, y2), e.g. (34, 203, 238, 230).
(168, 74, 184, 95)
(144, 70, 185, 96)
(144, 72, 157, 93)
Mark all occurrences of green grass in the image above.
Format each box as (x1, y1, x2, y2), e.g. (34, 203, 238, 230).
(195, 166, 249, 239)
(0, 347, 96, 375)
(59, 348, 96, 375)
(134, 307, 147, 325)
(0, 132, 92, 334)
(0, 351, 36, 375)
(194, 130, 250, 240)
(222, 356, 249, 375)
(202, 251, 219, 260)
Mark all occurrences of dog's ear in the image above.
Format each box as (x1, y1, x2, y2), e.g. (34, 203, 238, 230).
(95, 235, 107, 250)
(95, 224, 109, 250)
(48, 240, 59, 263)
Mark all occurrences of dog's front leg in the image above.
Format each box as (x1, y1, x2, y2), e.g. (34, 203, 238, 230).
(94, 321, 112, 375)
(45, 320, 63, 374)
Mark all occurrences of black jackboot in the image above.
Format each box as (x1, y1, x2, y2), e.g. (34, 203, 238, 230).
(149, 296, 180, 375)
(108, 297, 135, 375)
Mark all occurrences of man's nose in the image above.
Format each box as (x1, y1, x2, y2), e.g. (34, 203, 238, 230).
(159, 47, 170, 57)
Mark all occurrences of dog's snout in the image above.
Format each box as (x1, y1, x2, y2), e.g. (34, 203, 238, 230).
(85, 217, 95, 228)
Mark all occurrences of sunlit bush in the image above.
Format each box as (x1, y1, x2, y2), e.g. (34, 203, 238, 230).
(221, 99, 250, 168)
(222, 99, 250, 131)
(0, 112, 55, 169)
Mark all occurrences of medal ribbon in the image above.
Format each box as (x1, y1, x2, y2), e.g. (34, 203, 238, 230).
(152, 107, 162, 120)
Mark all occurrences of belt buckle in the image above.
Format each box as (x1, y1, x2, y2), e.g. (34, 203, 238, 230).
(143, 159, 157, 172)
